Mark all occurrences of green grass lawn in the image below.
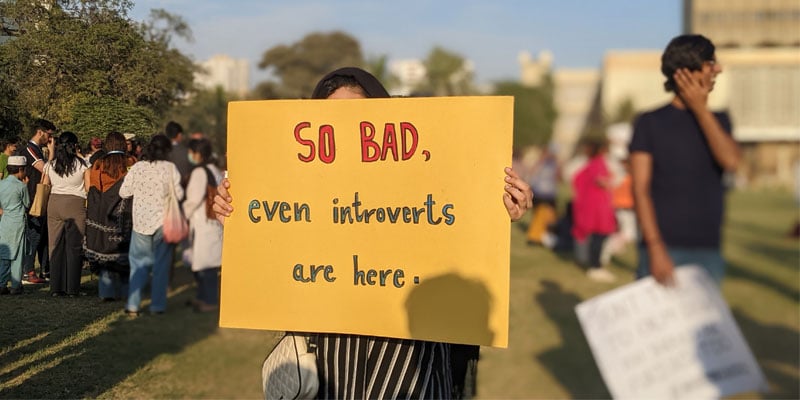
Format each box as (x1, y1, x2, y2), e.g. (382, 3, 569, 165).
(0, 189, 797, 399)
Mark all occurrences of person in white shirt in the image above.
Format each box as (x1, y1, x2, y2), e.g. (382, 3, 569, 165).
(45, 131, 90, 296)
(119, 134, 183, 316)
(182, 138, 224, 312)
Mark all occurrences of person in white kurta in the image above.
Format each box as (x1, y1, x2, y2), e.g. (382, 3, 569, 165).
(182, 138, 223, 312)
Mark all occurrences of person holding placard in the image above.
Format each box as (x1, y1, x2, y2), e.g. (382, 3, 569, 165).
(630, 34, 740, 285)
(213, 67, 532, 399)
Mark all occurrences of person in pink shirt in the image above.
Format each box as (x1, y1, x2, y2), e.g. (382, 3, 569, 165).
(572, 138, 617, 282)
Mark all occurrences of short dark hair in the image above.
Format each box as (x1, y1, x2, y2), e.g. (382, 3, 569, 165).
(6, 165, 23, 175)
(165, 121, 183, 140)
(1, 136, 20, 150)
(31, 118, 56, 136)
(143, 134, 172, 162)
(661, 34, 716, 92)
(188, 138, 214, 164)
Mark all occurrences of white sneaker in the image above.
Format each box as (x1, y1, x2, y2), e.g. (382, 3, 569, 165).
(587, 268, 616, 283)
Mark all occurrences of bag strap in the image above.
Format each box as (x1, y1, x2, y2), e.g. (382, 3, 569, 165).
(41, 162, 51, 184)
(202, 165, 218, 188)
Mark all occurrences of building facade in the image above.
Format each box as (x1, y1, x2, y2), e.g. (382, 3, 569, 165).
(195, 54, 250, 98)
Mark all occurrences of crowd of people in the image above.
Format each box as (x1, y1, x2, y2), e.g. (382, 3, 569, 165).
(0, 120, 224, 314)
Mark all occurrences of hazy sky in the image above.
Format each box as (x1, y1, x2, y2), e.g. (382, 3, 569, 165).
(130, 0, 682, 86)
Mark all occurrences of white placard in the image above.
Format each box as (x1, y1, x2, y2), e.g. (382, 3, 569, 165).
(575, 265, 768, 399)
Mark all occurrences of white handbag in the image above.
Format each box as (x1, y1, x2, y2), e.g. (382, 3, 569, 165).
(261, 332, 319, 400)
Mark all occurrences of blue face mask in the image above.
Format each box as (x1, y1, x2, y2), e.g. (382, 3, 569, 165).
(188, 152, 198, 166)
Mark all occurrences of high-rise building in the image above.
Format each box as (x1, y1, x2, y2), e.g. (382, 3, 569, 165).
(388, 59, 427, 96)
(684, 0, 800, 48)
(195, 54, 250, 98)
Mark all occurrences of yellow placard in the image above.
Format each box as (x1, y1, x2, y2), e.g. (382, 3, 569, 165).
(220, 96, 513, 347)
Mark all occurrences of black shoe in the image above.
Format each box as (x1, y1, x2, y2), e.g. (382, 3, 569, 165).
(124, 309, 140, 318)
(0, 287, 9, 295)
(9, 287, 23, 295)
(51, 291, 66, 297)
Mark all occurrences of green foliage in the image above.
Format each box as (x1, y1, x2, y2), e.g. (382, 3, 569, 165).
(257, 31, 364, 99)
(365, 53, 399, 91)
(67, 96, 157, 144)
(609, 97, 636, 124)
(493, 78, 557, 149)
(420, 46, 474, 96)
(0, 0, 195, 137)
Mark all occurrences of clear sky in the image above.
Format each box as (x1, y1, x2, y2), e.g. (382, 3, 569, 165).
(130, 0, 682, 86)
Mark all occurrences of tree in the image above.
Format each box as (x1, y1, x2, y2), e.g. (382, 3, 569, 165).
(256, 31, 364, 99)
(165, 86, 231, 155)
(0, 0, 195, 144)
(365, 53, 399, 92)
(493, 77, 557, 150)
(420, 46, 475, 96)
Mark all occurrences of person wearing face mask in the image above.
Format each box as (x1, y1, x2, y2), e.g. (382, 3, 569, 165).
(630, 34, 741, 286)
(181, 138, 223, 312)
(213, 67, 533, 399)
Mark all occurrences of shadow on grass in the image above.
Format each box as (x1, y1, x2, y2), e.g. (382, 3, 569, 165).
(534, 280, 609, 399)
(733, 309, 800, 399)
(727, 261, 800, 302)
(727, 218, 800, 272)
(0, 267, 217, 399)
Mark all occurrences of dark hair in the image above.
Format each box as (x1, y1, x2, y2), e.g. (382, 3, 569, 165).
(188, 138, 214, 165)
(143, 134, 172, 162)
(661, 34, 716, 92)
(6, 165, 23, 175)
(311, 67, 390, 99)
(53, 131, 87, 177)
(312, 75, 367, 99)
(582, 137, 607, 158)
(95, 131, 129, 179)
(165, 121, 183, 140)
(31, 118, 56, 137)
(1, 136, 20, 151)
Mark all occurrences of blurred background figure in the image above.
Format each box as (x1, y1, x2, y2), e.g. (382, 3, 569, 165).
(571, 137, 617, 282)
(789, 158, 800, 239)
(84, 132, 135, 302)
(120, 134, 183, 316)
(181, 138, 223, 312)
(630, 34, 740, 285)
(123, 133, 140, 162)
(84, 137, 103, 164)
(1, 136, 20, 179)
(526, 144, 560, 247)
(0, 155, 29, 295)
(45, 131, 89, 297)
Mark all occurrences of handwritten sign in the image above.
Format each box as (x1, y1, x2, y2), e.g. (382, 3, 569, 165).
(575, 265, 768, 399)
(219, 96, 513, 347)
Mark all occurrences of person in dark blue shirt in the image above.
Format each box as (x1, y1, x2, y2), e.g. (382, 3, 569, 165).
(629, 34, 741, 285)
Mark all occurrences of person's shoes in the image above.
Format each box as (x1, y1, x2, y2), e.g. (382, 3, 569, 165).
(0, 287, 9, 295)
(23, 271, 45, 284)
(587, 268, 617, 283)
(51, 291, 66, 297)
(124, 309, 141, 318)
(9, 287, 23, 295)
(193, 302, 219, 313)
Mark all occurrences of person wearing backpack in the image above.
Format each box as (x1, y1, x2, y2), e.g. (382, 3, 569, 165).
(182, 138, 224, 312)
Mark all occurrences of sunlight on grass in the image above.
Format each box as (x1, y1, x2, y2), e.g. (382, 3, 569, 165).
(0, 312, 119, 391)
(0, 189, 796, 399)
